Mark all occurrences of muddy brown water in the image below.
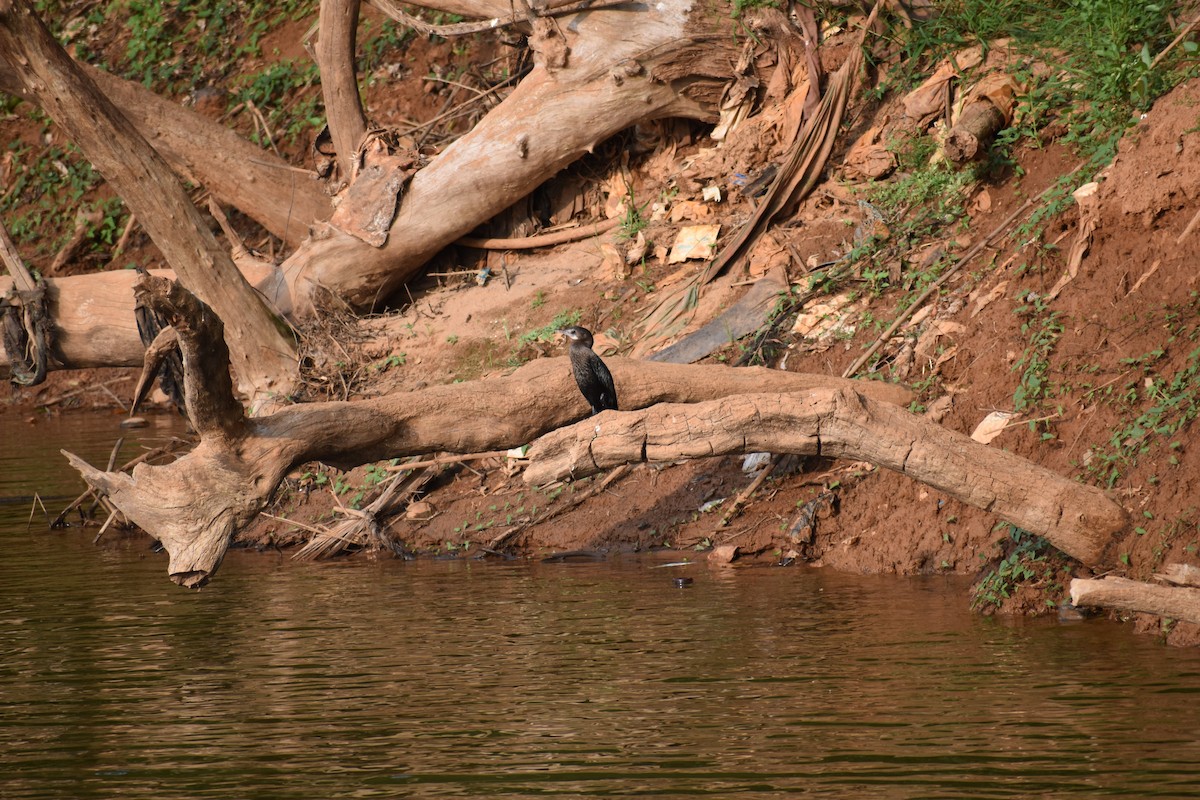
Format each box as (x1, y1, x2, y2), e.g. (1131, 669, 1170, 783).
(4, 414, 1200, 799)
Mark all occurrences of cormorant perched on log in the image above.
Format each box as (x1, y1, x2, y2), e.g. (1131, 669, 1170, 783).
(559, 326, 618, 416)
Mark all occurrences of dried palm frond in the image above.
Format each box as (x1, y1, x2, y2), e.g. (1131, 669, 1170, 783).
(633, 1, 881, 358)
(291, 462, 435, 561)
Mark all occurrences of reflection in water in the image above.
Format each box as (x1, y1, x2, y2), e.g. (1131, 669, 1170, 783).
(3, 415, 1200, 799)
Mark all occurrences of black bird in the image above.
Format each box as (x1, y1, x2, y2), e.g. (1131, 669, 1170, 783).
(559, 326, 618, 415)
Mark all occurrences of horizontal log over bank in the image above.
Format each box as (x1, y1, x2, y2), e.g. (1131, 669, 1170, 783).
(0, 263, 281, 379)
(525, 390, 1129, 565)
(1070, 576, 1200, 625)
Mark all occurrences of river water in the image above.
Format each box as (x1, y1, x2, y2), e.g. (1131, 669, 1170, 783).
(3, 413, 1200, 799)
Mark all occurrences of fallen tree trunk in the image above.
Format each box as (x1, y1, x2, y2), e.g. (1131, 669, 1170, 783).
(524, 390, 1129, 566)
(1070, 576, 1200, 625)
(0, 262, 279, 380)
(66, 275, 910, 587)
(1, 0, 767, 380)
(271, 0, 746, 314)
(7, 0, 743, 317)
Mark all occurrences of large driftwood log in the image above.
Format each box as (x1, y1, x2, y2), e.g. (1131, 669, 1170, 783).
(1070, 576, 1200, 625)
(67, 275, 910, 587)
(524, 391, 1128, 566)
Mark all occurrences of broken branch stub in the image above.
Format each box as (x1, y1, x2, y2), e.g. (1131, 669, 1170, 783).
(130, 274, 246, 439)
(524, 389, 1128, 566)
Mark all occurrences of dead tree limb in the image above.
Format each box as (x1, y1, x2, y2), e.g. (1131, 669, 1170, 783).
(944, 73, 1017, 164)
(524, 390, 1129, 566)
(0, 64, 330, 248)
(0, 0, 802, 376)
(317, 0, 369, 181)
(0, 270, 171, 376)
(944, 99, 1005, 163)
(1154, 563, 1200, 588)
(272, 0, 744, 314)
(0, 0, 299, 408)
(64, 277, 910, 587)
(1070, 576, 1200, 625)
(85, 66, 331, 247)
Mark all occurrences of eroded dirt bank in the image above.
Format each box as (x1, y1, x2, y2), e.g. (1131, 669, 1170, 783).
(13, 76, 1199, 642)
(3, 6, 1200, 644)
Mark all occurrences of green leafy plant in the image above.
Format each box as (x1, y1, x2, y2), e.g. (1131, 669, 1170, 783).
(1011, 293, 1063, 413)
(617, 184, 649, 241)
(884, 0, 1182, 172)
(231, 60, 324, 145)
(973, 525, 1060, 610)
(1087, 338, 1200, 487)
(731, 0, 778, 19)
(516, 310, 583, 348)
(370, 353, 407, 372)
(362, 464, 390, 487)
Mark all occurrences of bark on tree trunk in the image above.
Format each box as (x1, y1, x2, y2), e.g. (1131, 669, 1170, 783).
(0, 0, 299, 409)
(524, 390, 1128, 566)
(66, 274, 913, 587)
